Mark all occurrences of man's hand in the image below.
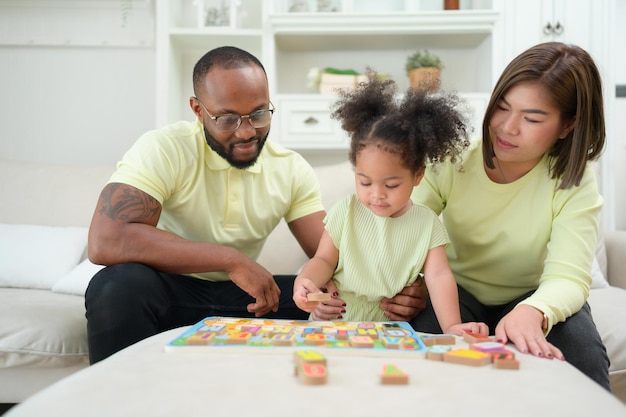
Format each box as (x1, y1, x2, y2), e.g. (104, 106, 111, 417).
(226, 256, 281, 317)
(379, 276, 428, 322)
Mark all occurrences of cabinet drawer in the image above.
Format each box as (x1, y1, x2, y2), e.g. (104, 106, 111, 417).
(273, 96, 349, 149)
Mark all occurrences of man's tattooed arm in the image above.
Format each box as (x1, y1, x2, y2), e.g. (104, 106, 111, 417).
(98, 183, 160, 223)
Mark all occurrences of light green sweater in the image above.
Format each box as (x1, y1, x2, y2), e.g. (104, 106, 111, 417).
(411, 140, 602, 333)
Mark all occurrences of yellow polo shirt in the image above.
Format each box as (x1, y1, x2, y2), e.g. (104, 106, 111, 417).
(109, 120, 323, 281)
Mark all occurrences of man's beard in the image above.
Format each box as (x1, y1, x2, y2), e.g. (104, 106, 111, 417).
(203, 126, 269, 169)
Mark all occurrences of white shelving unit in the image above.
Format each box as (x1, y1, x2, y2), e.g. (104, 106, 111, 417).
(154, 0, 613, 162)
(155, 0, 496, 147)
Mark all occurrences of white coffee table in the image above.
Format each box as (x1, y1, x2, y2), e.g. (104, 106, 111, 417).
(6, 326, 626, 417)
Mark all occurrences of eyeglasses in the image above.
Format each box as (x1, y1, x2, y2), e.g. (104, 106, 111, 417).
(194, 97, 275, 132)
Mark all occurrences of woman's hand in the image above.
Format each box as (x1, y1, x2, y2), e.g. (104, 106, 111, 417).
(495, 305, 564, 360)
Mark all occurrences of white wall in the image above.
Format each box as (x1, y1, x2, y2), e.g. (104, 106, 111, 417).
(614, 0, 626, 229)
(0, 0, 624, 229)
(0, 1, 155, 167)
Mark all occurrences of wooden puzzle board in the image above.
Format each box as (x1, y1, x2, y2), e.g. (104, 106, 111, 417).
(165, 316, 427, 357)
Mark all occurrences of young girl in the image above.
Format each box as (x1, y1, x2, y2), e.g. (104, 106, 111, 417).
(410, 42, 610, 390)
(293, 75, 488, 337)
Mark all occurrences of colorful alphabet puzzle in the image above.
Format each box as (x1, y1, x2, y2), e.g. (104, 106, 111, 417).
(165, 317, 427, 357)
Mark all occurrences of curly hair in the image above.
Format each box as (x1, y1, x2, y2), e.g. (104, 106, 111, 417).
(331, 71, 470, 173)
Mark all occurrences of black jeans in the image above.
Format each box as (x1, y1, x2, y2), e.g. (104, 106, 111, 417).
(410, 285, 611, 391)
(84, 262, 307, 364)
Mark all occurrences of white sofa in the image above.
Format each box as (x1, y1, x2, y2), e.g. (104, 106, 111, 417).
(1, 157, 626, 405)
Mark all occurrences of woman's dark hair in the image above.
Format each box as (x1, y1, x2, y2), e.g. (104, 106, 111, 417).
(482, 42, 605, 189)
(331, 71, 470, 173)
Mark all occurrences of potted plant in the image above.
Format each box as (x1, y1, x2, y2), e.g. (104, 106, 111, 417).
(405, 49, 443, 92)
(307, 67, 369, 95)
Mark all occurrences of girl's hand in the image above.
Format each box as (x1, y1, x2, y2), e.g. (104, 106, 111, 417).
(293, 278, 324, 313)
(445, 322, 489, 337)
(494, 305, 564, 360)
(310, 280, 347, 320)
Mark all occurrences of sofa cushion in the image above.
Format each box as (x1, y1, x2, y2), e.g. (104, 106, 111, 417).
(52, 259, 105, 296)
(0, 158, 113, 228)
(0, 288, 89, 368)
(257, 161, 355, 275)
(0, 224, 88, 289)
(588, 286, 626, 394)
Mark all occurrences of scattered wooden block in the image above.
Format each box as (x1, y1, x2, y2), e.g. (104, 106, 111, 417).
(296, 362, 328, 385)
(422, 334, 457, 346)
(294, 351, 328, 384)
(293, 350, 327, 366)
(426, 345, 452, 361)
(443, 349, 492, 367)
(469, 341, 508, 354)
(492, 351, 516, 361)
(307, 292, 332, 302)
(494, 356, 520, 370)
(463, 331, 493, 344)
(380, 364, 409, 385)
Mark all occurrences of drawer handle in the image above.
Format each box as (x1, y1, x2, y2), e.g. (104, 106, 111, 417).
(304, 117, 319, 125)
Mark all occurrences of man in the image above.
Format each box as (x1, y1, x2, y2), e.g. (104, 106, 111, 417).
(86, 46, 425, 364)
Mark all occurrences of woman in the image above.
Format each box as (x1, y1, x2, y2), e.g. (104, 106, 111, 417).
(409, 42, 610, 390)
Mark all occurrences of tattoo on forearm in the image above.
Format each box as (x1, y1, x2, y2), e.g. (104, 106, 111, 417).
(99, 184, 160, 221)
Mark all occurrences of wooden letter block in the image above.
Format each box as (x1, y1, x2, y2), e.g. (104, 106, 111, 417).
(296, 363, 328, 385)
(186, 332, 215, 345)
(349, 335, 374, 348)
(463, 331, 493, 344)
(356, 328, 379, 340)
(426, 345, 452, 361)
(493, 352, 520, 370)
(494, 357, 520, 370)
(304, 333, 327, 345)
(470, 341, 508, 354)
(240, 325, 262, 335)
(335, 328, 349, 340)
(272, 333, 295, 346)
(199, 323, 227, 334)
(421, 334, 455, 346)
(293, 350, 327, 366)
(443, 349, 492, 367)
(380, 364, 409, 385)
(307, 292, 332, 302)
(225, 332, 251, 344)
(381, 337, 403, 349)
(384, 329, 411, 338)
